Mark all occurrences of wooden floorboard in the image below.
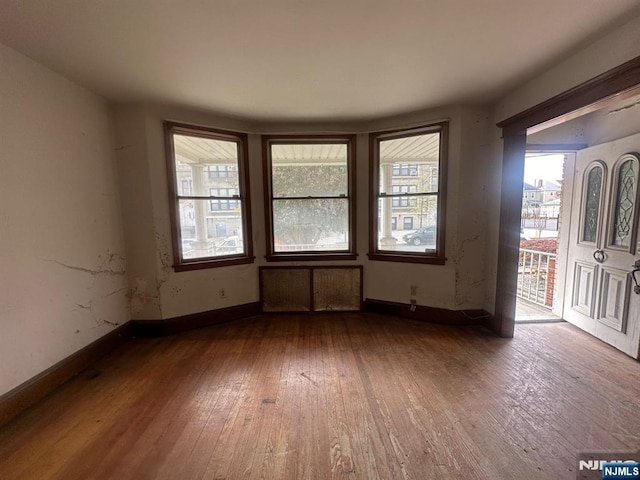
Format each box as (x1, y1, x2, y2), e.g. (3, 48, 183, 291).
(0, 313, 638, 480)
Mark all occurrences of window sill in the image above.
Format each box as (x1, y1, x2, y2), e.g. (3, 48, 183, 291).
(173, 256, 255, 272)
(265, 253, 358, 262)
(367, 252, 446, 265)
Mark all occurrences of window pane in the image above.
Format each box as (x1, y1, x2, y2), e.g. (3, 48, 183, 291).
(273, 198, 348, 252)
(582, 165, 603, 243)
(377, 195, 438, 252)
(209, 188, 239, 211)
(180, 179, 192, 196)
(173, 134, 239, 197)
(178, 199, 244, 259)
(612, 159, 638, 248)
(271, 144, 348, 197)
(379, 133, 440, 195)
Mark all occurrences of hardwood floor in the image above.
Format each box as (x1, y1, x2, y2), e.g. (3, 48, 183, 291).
(0, 313, 638, 479)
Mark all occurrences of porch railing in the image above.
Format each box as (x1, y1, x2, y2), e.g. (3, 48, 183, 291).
(517, 249, 557, 308)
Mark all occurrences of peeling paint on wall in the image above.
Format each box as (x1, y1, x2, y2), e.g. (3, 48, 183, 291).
(450, 234, 480, 266)
(94, 318, 119, 328)
(129, 277, 159, 314)
(43, 258, 126, 276)
(154, 231, 173, 297)
(0, 42, 131, 396)
(608, 100, 640, 115)
(43, 249, 126, 277)
(75, 301, 93, 311)
(128, 278, 160, 313)
(452, 232, 487, 307)
(104, 288, 127, 298)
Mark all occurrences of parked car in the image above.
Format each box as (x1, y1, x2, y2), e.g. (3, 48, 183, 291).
(215, 235, 243, 254)
(403, 226, 436, 245)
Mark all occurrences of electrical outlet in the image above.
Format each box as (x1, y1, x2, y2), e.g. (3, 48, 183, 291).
(219, 288, 226, 298)
(410, 285, 418, 296)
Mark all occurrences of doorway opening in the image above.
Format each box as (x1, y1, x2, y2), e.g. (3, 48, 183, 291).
(508, 88, 640, 358)
(493, 56, 640, 352)
(515, 153, 566, 323)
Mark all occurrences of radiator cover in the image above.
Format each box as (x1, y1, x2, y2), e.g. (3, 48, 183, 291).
(260, 266, 362, 312)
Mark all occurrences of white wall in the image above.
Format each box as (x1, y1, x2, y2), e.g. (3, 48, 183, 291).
(495, 15, 640, 123)
(526, 96, 640, 148)
(527, 117, 589, 146)
(0, 44, 129, 396)
(584, 99, 640, 147)
(113, 106, 162, 319)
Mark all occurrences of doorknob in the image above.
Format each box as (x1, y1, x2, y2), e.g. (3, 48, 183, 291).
(632, 259, 640, 295)
(593, 249, 606, 263)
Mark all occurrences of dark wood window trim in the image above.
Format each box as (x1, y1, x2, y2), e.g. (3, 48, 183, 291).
(368, 122, 448, 265)
(492, 55, 640, 338)
(262, 135, 357, 262)
(164, 121, 254, 271)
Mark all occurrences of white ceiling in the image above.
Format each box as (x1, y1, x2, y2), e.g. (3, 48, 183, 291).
(1, 0, 639, 123)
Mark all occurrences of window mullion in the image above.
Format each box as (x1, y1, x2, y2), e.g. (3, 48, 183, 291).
(272, 195, 349, 201)
(379, 192, 438, 198)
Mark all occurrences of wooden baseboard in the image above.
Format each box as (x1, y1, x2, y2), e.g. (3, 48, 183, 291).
(0, 323, 131, 429)
(364, 298, 492, 326)
(131, 302, 262, 337)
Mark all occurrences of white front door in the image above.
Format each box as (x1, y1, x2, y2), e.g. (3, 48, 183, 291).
(563, 133, 640, 358)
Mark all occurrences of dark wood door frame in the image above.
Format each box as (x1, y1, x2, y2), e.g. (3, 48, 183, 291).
(491, 55, 640, 338)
